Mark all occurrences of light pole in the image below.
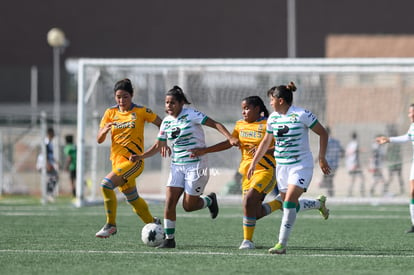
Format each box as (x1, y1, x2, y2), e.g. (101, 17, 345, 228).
(47, 27, 67, 168)
(287, 0, 296, 58)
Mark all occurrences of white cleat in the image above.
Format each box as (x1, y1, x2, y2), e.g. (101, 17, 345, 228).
(95, 224, 117, 238)
(239, 239, 255, 249)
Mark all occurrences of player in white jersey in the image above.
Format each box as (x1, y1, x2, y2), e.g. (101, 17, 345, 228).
(133, 85, 239, 248)
(247, 81, 331, 254)
(376, 103, 414, 233)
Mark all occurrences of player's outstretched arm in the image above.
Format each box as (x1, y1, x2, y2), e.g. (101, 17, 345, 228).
(129, 140, 170, 162)
(189, 140, 233, 158)
(247, 132, 273, 179)
(203, 117, 240, 147)
(376, 136, 390, 145)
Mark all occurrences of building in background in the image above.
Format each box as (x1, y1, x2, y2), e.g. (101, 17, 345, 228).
(1, 0, 414, 106)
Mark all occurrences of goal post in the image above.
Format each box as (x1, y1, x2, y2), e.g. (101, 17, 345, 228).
(74, 58, 414, 206)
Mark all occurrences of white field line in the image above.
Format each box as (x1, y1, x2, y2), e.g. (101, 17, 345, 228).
(0, 249, 413, 258)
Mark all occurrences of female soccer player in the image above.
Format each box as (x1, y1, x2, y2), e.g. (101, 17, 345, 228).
(135, 85, 239, 248)
(191, 95, 329, 249)
(189, 96, 281, 249)
(247, 82, 330, 254)
(376, 103, 414, 233)
(95, 78, 162, 238)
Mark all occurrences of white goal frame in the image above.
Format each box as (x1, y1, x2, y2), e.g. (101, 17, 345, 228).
(75, 58, 414, 207)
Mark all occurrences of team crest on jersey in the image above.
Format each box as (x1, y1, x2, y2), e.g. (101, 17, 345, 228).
(289, 113, 299, 123)
(178, 114, 189, 123)
(146, 108, 152, 114)
(131, 113, 136, 120)
(257, 124, 264, 131)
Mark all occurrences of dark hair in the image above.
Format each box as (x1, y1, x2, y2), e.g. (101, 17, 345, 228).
(166, 85, 191, 104)
(267, 81, 297, 105)
(47, 127, 54, 136)
(114, 78, 133, 95)
(65, 135, 74, 144)
(351, 132, 357, 139)
(242, 96, 269, 117)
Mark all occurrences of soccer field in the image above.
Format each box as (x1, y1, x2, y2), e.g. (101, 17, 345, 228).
(0, 196, 413, 275)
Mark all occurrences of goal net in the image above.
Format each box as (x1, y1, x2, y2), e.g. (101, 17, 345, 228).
(75, 58, 414, 206)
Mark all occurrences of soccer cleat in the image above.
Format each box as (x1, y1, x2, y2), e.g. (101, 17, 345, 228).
(157, 238, 176, 249)
(239, 240, 255, 249)
(405, 226, 414, 233)
(153, 217, 161, 225)
(317, 195, 330, 220)
(207, 192, 219, 219)
(268, 243, 286, 254)
(95, 224, 117, 238)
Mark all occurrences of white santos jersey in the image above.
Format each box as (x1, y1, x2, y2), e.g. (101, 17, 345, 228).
(267, 105, 318, 166)
(390, 123, 414, 161)
(158, 108, 208, 165)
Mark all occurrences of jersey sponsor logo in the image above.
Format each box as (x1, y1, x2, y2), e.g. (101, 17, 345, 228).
(114, 121, 136, 129)
(170, 127, 181, 139)
(277, 125, 289, 137)
(192, 110, 204, 118)
(304, 109, 316, 120)
(240, 130, 263, 138)
(131, 112, 136, 120)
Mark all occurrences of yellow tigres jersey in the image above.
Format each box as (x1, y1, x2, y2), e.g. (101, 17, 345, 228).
(100, 104, 157, 161)
(232, 117, 276, 175)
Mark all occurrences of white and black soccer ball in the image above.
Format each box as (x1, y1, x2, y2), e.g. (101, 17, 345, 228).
(141, 223, 165, 247)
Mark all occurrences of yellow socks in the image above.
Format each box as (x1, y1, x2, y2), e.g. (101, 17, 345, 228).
(242, 216, 256, 241)
(101, 187, 117, 225)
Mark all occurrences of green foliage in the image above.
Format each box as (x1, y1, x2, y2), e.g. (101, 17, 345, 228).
(0, 197, 413, 275)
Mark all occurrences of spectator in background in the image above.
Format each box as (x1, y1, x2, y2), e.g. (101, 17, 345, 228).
(346, 132, 365, 197)
(64, 134, 77, 198)
(368, 135, 387, 196)
(320, 127, 344, 197)
(36, 127, 59, 201)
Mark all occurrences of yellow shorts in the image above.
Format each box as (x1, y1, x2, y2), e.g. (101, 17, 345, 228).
(241, 168, 275, 197)
(111, 156, 144, 193)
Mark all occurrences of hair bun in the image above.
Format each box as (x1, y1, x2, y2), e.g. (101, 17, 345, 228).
(287, 81, 297, 92)
(173, 85, 183, 92)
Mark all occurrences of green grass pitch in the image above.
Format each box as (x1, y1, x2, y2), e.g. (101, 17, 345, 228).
(0, 196, 413, 275)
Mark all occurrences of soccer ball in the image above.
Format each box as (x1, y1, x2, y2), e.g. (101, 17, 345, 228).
(141, 223, 165, 247)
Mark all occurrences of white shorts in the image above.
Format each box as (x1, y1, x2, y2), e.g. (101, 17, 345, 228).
(166, 159, 210, 196)
(276, 162, 313, 193)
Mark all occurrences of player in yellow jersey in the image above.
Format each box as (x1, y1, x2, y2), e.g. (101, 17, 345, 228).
(190, 96, 282, 249)
(95, 78, 163, 238)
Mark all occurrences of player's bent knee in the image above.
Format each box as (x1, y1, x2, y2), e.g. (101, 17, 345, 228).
(101, 177, 115, 190)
